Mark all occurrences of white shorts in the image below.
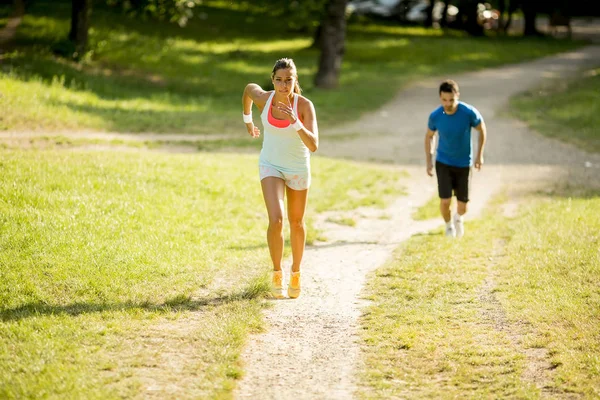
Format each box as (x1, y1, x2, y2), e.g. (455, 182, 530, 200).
(259, 164, 310, 191)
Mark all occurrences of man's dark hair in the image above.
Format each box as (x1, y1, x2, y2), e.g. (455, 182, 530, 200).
(439, 79, 459, 95)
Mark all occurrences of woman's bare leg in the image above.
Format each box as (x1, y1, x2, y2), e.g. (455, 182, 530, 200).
(286, 186, 308, 273)
(261, 177, 286, 271)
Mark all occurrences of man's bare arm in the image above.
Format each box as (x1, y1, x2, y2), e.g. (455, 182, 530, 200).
(425, 128, 436, 177)
(474, 121, 486, 170)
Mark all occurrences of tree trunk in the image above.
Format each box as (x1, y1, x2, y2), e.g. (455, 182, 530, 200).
(497, 0, 506, 33)
(504, 0, 518, 33)
(314, 0, 347, 89)
(424, 0, 434, 27)
(521, 0, 538, 36)
(69, 0, 91, 55)
(440, 0, 450, 27)
(459, 0, 484, 36)
(310, 23, 323, 49)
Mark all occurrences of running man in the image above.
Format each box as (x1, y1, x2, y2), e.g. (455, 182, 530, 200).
(425, 79, 487, 238)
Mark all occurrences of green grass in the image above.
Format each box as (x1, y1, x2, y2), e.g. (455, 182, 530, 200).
(359, 193, 600, 398)
(509, 67, 600, 153)
(311, 158, 407, 213)
(0, 147, 406, 398)
(413, 196, 459, 221)
(497, 195, 600, 396)
(0, 149, 270, 399)
(0, 0, 584, 134)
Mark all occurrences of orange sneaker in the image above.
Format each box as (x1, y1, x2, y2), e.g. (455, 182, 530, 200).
(288, 271, 301, 299)
(272, 270, 284, 299)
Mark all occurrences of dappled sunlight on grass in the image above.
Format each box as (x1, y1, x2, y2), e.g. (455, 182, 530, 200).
(244, 38, 312, 53)
(14, 15, 68, 44)
(51, 95, 208, 112)
(361, 191, 600, 397)
(1, 0, 584, 135)
(218, 60, 270, 75)
(450, 52, 495, 61)
(178, 52, 208, 65)
(187, 39, 312, 54)
(348, 23, 448, 37)
(0, 71, 213, 131)
(206, 0, 269, 13)
(496, 195, 600, 396)
(0, 148, 408, 398)
(311, 157, 407, 212)
(377, 38, 412, 49)
(510, 69, 600, 152)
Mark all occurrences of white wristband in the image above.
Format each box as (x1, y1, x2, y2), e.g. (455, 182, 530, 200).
(292, 118, 303, 131)
(243, 113, 252, 124)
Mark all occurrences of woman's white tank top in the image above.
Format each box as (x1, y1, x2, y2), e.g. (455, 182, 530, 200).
(259, 92, 310, 173)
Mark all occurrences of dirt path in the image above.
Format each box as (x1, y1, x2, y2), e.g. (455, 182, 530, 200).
(233, 44, 600, 399)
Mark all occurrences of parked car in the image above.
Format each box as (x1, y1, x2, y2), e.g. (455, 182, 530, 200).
(405, 0, 459, 25)
(405, 1, 499, 30)
(346, 0, 418, 21)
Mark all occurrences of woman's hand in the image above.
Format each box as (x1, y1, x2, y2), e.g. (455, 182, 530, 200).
(276, 101, 299, 123)
(246, 123, 260, 138)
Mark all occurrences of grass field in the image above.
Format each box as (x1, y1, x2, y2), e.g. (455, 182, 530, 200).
(0, 148, 406, 398)
(372, 66, 600, 397)
(509, 67, 600, 153)
(359, 191, 600, 398)
(0, 0, 583, 134)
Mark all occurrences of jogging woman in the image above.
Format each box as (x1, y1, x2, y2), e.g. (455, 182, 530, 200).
(242, 58, 319, 298)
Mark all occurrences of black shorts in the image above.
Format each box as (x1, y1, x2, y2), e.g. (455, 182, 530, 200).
(435, 161, 472, 203)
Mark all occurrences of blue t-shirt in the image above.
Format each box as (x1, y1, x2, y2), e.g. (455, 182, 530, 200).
(428, 102, 482, 167)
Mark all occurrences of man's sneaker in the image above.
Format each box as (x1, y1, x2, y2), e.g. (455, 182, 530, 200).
(445, 223, 456, 238)
(454, 214, 464, 238)
(272, 270, 284, 299)
(288, 271, 301, 299)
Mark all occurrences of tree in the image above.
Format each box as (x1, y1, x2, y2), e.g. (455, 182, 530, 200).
(520, 0, 540, 36)
(424, 0, 434, 28)
(69, 0, 91, 56)
(456, 0, 484, 36)
(440, 0, 451, 27)
(106, 0, 202, 26)
(63, 0, 201, 59)
(243, 0, 328, 34)
(314, 0, 348, 89)
(496, 0, 506, 33)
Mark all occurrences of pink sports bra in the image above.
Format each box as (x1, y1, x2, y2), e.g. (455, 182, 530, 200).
(267, 93, 301, 128)
(268, 102, 291, 128)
